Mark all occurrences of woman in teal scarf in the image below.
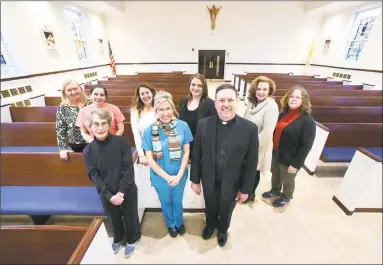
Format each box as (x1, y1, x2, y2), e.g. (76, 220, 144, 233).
(142, 91, 193, 238)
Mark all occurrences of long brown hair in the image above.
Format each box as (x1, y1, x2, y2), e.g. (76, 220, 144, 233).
(280, 86, 312, 114)
(132, 82, 157, 118)
(187, 73, 209, 102)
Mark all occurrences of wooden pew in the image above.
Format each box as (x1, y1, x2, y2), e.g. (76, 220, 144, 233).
(274, 96, 382, 107)
(85, 85, 189, 95)
(1, 122, 136, 147)
(0, 218, 110, 264)
(10, 106, 132, 122)
(45, 95, 183, 107)
(85, 83, 189, 91)
(320, 123, 382, 163)
(273, 89, 382, 97)
(98, 79, 189, 85)
(312, 107, 383, 123)
(1, 152, 92, 186)
(323, 123, 382, 147)
(85, 88, 188, 96)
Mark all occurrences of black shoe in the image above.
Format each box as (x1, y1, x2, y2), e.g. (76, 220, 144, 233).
(218, 232, 228, 247)
(202, 227, 214, 240)
(176, 224, 185, 235)
(168, 227, 177, 238)
(244, 193, 255, 203)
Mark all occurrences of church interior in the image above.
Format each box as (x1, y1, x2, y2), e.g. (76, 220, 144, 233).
(0, 1, 382, 264)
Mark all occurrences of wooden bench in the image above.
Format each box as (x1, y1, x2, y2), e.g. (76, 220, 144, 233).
(312, 107, 382, 123)
(274, 89, 382, 97)
(45, 96, 183, 107)
(9, 106, 132, 122)
(1, 122, 137, 147)
(84, 85, 189, 95)
(0, 218, 112, 264)
(273, 96, 382, 107)
(320, 123, 382, 162)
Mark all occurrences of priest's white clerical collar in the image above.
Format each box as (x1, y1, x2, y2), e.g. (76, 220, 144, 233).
(221, 121, 227, 125)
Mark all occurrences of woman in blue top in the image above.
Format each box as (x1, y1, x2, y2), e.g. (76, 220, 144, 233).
(142, 90, 193, 238)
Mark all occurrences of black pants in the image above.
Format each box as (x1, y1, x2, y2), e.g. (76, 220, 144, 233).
(69, 143, 88, 152)
(100, 184, 141, 244)
(250, 170, 261, 195)
(204, 181, 236, 233)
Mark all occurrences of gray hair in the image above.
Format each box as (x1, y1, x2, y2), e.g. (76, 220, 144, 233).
(86, 107, 112, 128)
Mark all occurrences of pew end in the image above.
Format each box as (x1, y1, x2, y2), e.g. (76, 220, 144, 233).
(333, 147, 382, 215)
(303, 122, 330, 175)
(0, 217, 116, 264)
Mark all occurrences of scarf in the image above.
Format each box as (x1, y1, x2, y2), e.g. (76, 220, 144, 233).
(152, 118, 181, 160)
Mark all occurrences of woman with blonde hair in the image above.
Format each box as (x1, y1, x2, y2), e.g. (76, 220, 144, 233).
(131, 82, 157, 165)
(56, 80, 92, 160)
(262, 86, 316, 208)
(142, 91, 193, 238)
(243, 76, 279, 202)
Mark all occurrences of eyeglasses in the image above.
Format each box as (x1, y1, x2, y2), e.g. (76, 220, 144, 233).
(157, 107, 173, 114)
(91, 122, 109, 128)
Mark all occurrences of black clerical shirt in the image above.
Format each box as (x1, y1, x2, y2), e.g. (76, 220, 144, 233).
(215, 116, 236, 182)
(83, 134, 135, 201)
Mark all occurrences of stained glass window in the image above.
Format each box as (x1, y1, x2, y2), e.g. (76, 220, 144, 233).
(1, 32, 19, 78)
(65, 8, 88, 60)
(345, 7, 381, 61)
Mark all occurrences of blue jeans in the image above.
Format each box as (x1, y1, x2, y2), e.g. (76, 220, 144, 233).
(151, 174, 187, 228)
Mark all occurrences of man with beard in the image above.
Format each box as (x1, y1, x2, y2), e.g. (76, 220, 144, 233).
(190, 84, 259, 247)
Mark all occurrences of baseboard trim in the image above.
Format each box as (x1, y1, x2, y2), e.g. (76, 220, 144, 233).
(303, 165, 315, 175)
(332, 195, 383, 216)
(332, 196, 353, 215)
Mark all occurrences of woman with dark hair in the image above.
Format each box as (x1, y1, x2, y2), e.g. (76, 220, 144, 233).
(243, 76, 279, 202)
(76, 84, 125, 143)
(262, 86, 316, 208)
(131, 82, 157, 165)
(179, 73, 217, 159)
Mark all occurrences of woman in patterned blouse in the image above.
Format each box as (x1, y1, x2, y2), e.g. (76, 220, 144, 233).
(56, 80, 92, 160)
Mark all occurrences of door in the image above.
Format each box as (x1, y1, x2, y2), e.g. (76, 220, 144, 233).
(198, 50, 225, 80)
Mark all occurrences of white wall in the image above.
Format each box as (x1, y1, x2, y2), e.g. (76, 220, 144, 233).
(309, 2, 382, 89)
(0, 1, 111, 104)
(105, 1, 320, 68)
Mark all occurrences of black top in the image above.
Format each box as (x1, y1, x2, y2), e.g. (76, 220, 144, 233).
(275, 110, 316, 169)
(83, 134, 135, 201)
(179, 106, 199, 138)
(215, 116, 236, 182)
(179, 96, 217, 133)
(190, 115, 259, 200)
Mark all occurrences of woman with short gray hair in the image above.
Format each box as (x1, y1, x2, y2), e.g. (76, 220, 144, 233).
(83, 108, 141, 258)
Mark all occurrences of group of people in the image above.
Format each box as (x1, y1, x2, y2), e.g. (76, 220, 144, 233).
(55, 73, 316, 258)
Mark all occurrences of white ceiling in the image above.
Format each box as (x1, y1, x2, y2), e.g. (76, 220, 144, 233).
(72, 1, 125, 17)
(304, 1, 367, 17)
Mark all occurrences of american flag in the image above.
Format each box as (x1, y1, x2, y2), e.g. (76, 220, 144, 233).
(108, 41, 116, 75)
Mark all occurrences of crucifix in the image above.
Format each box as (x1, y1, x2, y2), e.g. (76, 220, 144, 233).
(207, 5, 222, 31)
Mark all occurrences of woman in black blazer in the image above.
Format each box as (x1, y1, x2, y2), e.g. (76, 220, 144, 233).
(179, 73, 217, 159)
(262, 86, 316, 208)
